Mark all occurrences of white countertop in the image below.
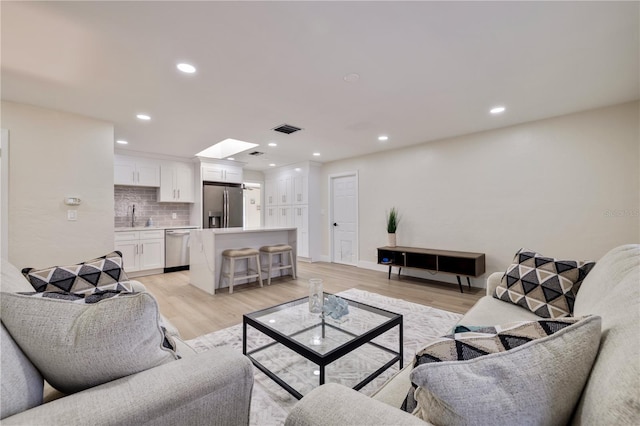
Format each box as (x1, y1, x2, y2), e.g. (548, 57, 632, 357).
(115, 225, 199, 232)
(195, 227, 296, 234)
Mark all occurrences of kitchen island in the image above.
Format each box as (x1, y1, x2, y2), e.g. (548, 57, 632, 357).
(189, 227, 297, 295)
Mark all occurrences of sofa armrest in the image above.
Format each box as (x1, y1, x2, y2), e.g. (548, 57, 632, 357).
(3, 348, 253, 426)
(486, 271, 503, 296)
(285, 383, 429, 426)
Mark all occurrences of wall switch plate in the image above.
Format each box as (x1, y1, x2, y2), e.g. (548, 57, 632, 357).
(172, 212, 177, 219)
(67, 210, 78, 221)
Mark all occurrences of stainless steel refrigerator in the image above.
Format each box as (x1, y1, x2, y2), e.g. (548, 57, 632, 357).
(203, 182, 244, 228)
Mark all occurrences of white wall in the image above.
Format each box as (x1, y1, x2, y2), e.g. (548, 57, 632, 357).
(2, 101, 115, 269)
(320, 101, 640, 286)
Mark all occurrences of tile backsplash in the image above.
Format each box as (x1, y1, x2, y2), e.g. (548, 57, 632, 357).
(115, 186, 192, 228)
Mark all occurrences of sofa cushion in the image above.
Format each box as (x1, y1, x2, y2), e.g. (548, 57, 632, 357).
(0, 291, 178, 394)
(493, 248, 595, 318)
(21, 251, 133, 294)
(460, 294, 541, 325)
(404, 315, 601, 425)
(0, 324, 44, 420)
(570, 244, 640, 424)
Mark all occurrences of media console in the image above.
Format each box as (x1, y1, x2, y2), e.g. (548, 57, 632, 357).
(377, 246, 486, 293)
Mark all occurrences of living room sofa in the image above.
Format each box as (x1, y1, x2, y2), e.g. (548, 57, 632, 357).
(0, 259, 254, 425)
(286, 244, 640, 425)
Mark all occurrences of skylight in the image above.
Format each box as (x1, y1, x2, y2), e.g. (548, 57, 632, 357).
(196, 138, 259, 159)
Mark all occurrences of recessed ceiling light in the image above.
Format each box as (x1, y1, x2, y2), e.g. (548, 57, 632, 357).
(344, 73, 360, 83)
(313, 152, 320, 156)
(378, 135, 389, 141)
(116, 140, 128, 145)
(490, 106, 506, 114)
(227, 157, 235, 161)
(268, 142, 277, 147)
(269, 163, 276, 167)
(294, 168, 302, 172)
(136, 114, 151, 120)
(177, 63, 196, 73)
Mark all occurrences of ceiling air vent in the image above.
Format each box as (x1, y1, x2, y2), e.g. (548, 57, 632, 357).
(248, 151, 265, 156)
(272, 124, 302, 134)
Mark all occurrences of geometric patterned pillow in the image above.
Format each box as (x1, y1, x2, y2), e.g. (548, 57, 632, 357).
(21, 251, 132, 294)
(402, 316, 601, 425)
(493, 248, 596, 318)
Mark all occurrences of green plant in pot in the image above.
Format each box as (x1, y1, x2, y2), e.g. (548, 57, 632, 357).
(386, 207, 399, 247)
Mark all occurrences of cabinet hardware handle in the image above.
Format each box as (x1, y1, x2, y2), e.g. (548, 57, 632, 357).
(136, 244, 139, 254)
(137, 171, 140, 182)
(141, 244, 144, 254)
(132, 171, 136, 182)
(178, 189, 180, 199)
(173, 189, 176, 198)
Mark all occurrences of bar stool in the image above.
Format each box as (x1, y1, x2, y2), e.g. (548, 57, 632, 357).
(260, 244, 296, 286)
(219, 248, 263, 294)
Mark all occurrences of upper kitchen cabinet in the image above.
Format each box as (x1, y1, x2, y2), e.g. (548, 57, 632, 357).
(114, 155, 160, 187)
(202, 163, 243, 184)
(158, 161, 195, 203)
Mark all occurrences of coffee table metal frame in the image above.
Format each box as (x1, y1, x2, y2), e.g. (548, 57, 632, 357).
(242, 293, 403, 400)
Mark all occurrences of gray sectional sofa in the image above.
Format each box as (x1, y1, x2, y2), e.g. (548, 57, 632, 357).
(0, 259, 254, 425)
(286, 244, 640, 425)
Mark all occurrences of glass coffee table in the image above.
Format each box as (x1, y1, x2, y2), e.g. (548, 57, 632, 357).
(242, 292, 403, 399)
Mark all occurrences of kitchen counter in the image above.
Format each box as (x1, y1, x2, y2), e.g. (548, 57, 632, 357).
(115, 225, 199, 232)
(189, 227, 297, 295)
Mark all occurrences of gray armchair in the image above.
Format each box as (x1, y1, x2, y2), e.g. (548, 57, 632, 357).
(1, 260, 253, 425)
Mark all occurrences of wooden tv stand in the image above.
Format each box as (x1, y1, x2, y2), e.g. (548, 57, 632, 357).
(377, 246, 486, 293)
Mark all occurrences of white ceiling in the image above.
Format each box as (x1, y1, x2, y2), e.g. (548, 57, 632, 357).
(2, 1, 638, 171)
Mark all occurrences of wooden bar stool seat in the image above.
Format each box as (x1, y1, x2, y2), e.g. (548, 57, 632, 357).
(220, 248, 263, 294)
(260, 244, 296, 286)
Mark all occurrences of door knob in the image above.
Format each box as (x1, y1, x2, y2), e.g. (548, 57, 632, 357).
(333, 223, 338, 226)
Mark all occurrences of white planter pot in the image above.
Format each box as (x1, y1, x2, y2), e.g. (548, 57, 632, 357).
(388, 233, 397, 247)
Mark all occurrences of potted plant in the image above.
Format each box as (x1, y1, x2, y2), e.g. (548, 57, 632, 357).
(386, 207, 399, 247)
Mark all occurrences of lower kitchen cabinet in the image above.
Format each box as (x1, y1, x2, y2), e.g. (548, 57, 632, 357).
(115, 230, 165, 276)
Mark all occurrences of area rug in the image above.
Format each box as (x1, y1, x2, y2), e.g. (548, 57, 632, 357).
(186, 288, 462, 426)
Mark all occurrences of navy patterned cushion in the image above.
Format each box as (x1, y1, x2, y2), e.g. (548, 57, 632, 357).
(493, 248, 595, 318)
(21, 251, 132, 294)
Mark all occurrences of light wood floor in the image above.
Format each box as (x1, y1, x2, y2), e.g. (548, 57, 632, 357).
(137, 262, 484, 340)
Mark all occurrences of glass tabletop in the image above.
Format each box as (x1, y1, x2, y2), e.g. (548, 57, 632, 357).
(244, 292, 401, 356)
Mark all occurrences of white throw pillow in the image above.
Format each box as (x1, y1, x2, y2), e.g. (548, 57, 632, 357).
(0, 291, 178, 394)
(408, 316, 601, 425)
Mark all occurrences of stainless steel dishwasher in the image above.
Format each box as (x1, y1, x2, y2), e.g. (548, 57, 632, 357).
(165, 229, 191, 272)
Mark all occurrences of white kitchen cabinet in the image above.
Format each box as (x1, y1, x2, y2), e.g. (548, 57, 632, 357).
(277, 175, 293, 205)
(114, 155, 160, 187)
(265, 179, 278, 206)
(159, 161, 195, 203)
(138, 235, 165, 270)
(114, 230, 164, 275)
(294, 205, 309, 257)
(202, 163, 243, 184)
(265, 206, 278, 228)
(293, 175, 307, 204)
(264, 162, 320, 260)
(114, 239, 139, 272)
(278, 206, 294, 227)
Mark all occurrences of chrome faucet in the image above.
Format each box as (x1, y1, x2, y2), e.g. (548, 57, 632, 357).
(131, 204, 136, 227)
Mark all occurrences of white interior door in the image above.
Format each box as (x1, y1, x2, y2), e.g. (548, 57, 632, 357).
(330, 173, 358, 266)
